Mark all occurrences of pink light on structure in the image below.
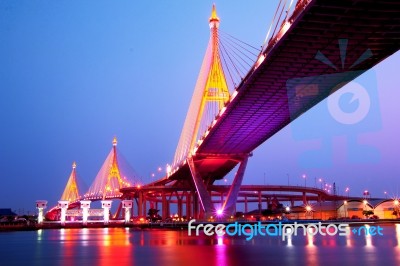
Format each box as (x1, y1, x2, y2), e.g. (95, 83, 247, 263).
(216, 209, 223, 216)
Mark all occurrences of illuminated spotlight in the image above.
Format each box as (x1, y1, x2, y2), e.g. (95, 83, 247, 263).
(305, 205, 312, 212)
(285, 206, 290, 212)
(216, 209, 223, 216)
(394, 200, 399, 206)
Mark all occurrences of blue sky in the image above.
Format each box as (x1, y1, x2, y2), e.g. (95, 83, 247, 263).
(0, 1, 399, 213)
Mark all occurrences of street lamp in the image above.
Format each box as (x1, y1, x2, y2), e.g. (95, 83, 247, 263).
(344, 200, 348, 218)
(305, 205, 312, 219)
(345, 187, 349, 197)
(302, 174, 307, 187)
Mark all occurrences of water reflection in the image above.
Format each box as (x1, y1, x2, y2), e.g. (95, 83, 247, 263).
(215, 235, 228, 266)
(1, 223, 393, 265)
(305, 227, 317, 266)
(345, 225, 353, 247)
(396, 224, 400, 263)
(363, 224, 374, 248)
(306, 227, 315, 247)
(287, 232, 293, 247)
(81, 228, 89, 246)
(37, 229, 42, 242)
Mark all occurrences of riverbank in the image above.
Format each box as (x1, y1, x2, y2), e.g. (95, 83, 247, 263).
(1, 218, 399, 232)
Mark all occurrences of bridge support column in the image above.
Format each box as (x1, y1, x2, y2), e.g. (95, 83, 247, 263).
(80, 200, 91, 226)
(138, 192, 143, 217)
(177, 197, 183, 219)
(36, 200, 48, 225)
(244, 196, 248, 213)
(122, 200, 133, 224)
(221, 156, 249, 217)
(143, 197, 147, 217)
(302, 192, 307, 204)
(162, 191, 167, 220)
(258, 191, 262, 215)
(166, 200, 170, 218)
(58, 200, 69, 226)
(187, 158, 214, 218)
(186, 192, 192, 219)
(101, 200, 112, 225)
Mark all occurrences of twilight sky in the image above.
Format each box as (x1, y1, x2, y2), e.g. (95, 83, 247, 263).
(0, 1, 399, 213)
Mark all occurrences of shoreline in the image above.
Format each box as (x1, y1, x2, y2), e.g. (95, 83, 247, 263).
(1, 218, 399, 232)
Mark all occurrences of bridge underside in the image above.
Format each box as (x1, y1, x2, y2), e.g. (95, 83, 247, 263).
(199, 0, 400, 156)
(143, 0, 400, 216)
(177, 0, 400, 179)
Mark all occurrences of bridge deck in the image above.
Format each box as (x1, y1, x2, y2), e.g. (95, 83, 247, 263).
(199, 0, 400, 155)
(158, 0, 400, 185)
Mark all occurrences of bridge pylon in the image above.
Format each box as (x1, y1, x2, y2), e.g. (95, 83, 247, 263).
(173, 4, 230, 167)
(85, 137, 137, 200)
(171, 5, 248, 219)
(60, 162, 83, 203)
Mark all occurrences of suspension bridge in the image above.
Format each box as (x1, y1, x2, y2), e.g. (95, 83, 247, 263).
(45, 0, 400, 221)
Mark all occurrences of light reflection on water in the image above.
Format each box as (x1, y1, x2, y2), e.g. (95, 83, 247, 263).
(0, 224, 399, 265)
(363, 224, 374, 249)
(345, 225, 353, 247)
(396, 224, 400, 247)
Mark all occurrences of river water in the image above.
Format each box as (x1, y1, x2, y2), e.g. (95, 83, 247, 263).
(1, 223, 400, 265)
